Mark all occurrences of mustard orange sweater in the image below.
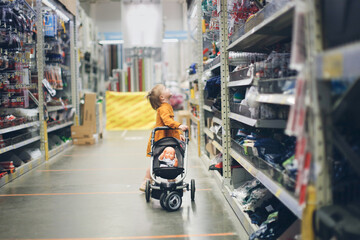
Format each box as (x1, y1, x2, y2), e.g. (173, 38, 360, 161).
(146, 103, 181, 157)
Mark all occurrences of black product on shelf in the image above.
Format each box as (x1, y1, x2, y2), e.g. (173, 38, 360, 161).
(3, 152, 22, 167)
(17, 150, 32, 163)
(314, 204, 360, 240)
(321, 0, 360, 49)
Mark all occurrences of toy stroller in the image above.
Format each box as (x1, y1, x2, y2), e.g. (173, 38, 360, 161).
(144, 126, 195, 211)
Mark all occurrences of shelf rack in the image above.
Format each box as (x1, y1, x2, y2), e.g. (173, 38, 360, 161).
(227, 78, 254, 87)
(256, 94, 295, 106)
(229, 112, 287, 128)
(203, 105, 213, 112)
(204, 127, 214, 139)
(49, 140, 73, 159)
(47, 105, 73, 112)
(0, 122, 40, 135)
(0, 155, 44, 188)
(47, 121, 74, 133)
(0, 0, 79, 188)
(230, 148, 302, 219)
(0, 136, 41, 155)
(227, 1, 296, 53)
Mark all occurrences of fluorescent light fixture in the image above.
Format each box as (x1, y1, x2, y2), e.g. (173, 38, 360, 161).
(191, 5, 198, 19)
(42, 0, 70, 22)
(42, 0, 56, 10)
(99, 40, 124, 45)
(163, 39, 179, 43)
(55, 9, 70, 22)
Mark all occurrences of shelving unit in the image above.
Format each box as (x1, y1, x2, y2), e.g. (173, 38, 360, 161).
(0, 122, 40, 135)
(0, 136, 41, 155)
(0, 155, 44, 188)
(188, 0, 306, 238)
(0, 0, 79, 188)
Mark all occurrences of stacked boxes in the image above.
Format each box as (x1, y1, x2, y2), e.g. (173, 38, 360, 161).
(71, 93, 98, 145)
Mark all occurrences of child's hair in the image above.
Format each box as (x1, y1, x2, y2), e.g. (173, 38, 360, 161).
(147, 84, 164, 110)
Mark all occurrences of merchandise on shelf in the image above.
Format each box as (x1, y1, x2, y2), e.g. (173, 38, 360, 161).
(0, 1, 37, 109)
(231, 127, 297, 191)
(232, 178, 297, 239)
(228, 0, 260, 37)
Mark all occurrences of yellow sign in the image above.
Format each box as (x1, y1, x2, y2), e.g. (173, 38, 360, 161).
(106, 91, 156, 130)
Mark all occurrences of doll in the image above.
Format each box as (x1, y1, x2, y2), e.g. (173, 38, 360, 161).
(159, 147, 178, 168)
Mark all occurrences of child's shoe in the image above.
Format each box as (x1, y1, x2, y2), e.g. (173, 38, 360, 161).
(139, 179, 150, 192)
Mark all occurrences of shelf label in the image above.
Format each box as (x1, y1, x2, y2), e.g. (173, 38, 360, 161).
(19, 168, 24, 175)
(4, 175, 9, 183)
(275, 189, 282, 197)
(323, 53, 343, 79)
(29, 163, 32, 170)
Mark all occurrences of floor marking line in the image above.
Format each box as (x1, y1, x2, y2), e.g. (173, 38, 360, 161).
(13, 232, 235, 240)
(120, 130, 128, 138)
(0, 189, 212, 197)
(37, 167, 201, 172)
(37, 168, 146, 172)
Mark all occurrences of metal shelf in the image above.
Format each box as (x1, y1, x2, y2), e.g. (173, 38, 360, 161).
(0, 121, 40, 135)
(47, 105, 73, 112)
(212, 140, 223, 153)
(49, 140, 73, 159)
(0, 155, 44, 188)
(190, 114, 200, 123)
(203, 105, 213, 112)
(201, 154, 257, 237)
(213, 117, 222, 125)
(230, 148, 302, 219)
(229, 112, 287, 128)
(227, 1, 295, 52)
(316, 41, 360, 80)
(256, 94, 295, 105)
(0, 136, 41, 155)
(189, 99, 199, 105)
(228, 78, 254, 87)
(204, 127, 214, 139)
(47, 121, 74, 133)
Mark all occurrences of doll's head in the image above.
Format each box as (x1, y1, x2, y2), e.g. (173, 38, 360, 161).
(162, 147, 176, 160)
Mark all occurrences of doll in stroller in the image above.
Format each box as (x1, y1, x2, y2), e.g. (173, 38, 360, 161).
(144, 126, 196, 212)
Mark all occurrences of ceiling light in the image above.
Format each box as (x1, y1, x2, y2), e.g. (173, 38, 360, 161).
(163, 39, 179, 43)
(99, 40, 124, 45)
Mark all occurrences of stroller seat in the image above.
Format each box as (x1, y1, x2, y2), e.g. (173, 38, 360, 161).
(152, 137, 185, 179)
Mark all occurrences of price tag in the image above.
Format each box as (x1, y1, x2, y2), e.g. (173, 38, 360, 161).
(275, 189, 282, 197)
(19, 168, 24, 175)
(29, 163, 32, 170)
(4, 175, 9, 183)
(323, 53, 343, 79)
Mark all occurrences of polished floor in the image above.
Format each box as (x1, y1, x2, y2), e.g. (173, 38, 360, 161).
(0, 130, 247, 240)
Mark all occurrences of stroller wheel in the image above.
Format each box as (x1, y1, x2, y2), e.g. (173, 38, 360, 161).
(191, 179, 196, 201)
(160, 193, 167, 210)
(165, 192, 182, 212)
(145, 180, 151, 202)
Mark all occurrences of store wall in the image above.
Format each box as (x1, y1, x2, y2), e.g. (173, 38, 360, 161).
(80, 1, 122, 34)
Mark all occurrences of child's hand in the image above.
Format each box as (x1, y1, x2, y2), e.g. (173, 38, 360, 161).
(179, 125, 188, 131)
(180, 135, 185, 141)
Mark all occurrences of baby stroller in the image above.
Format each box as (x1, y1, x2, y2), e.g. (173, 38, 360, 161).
(144, 126, 195, 211)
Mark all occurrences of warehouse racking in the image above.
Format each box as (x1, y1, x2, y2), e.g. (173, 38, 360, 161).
(0, 0, 79, 187)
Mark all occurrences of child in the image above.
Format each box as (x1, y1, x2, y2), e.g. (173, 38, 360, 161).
(140, 84, 188, 191)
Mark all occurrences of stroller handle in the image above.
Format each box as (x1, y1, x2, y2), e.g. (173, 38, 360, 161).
(151, 126, 189, 146)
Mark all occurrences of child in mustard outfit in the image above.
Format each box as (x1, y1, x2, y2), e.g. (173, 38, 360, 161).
(140, 84, 188, 191)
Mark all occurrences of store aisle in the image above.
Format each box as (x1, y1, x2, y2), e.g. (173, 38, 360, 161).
(0, 131, 246, 240)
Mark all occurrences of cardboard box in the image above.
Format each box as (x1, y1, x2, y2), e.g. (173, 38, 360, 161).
(206, 117, 213, 128)
(73, 137, 96, 145)
(83, 93, 97, 133)
(71, 126, 95, 139)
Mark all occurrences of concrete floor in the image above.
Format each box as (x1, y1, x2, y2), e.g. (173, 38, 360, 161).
(0, 130, 247, 240)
